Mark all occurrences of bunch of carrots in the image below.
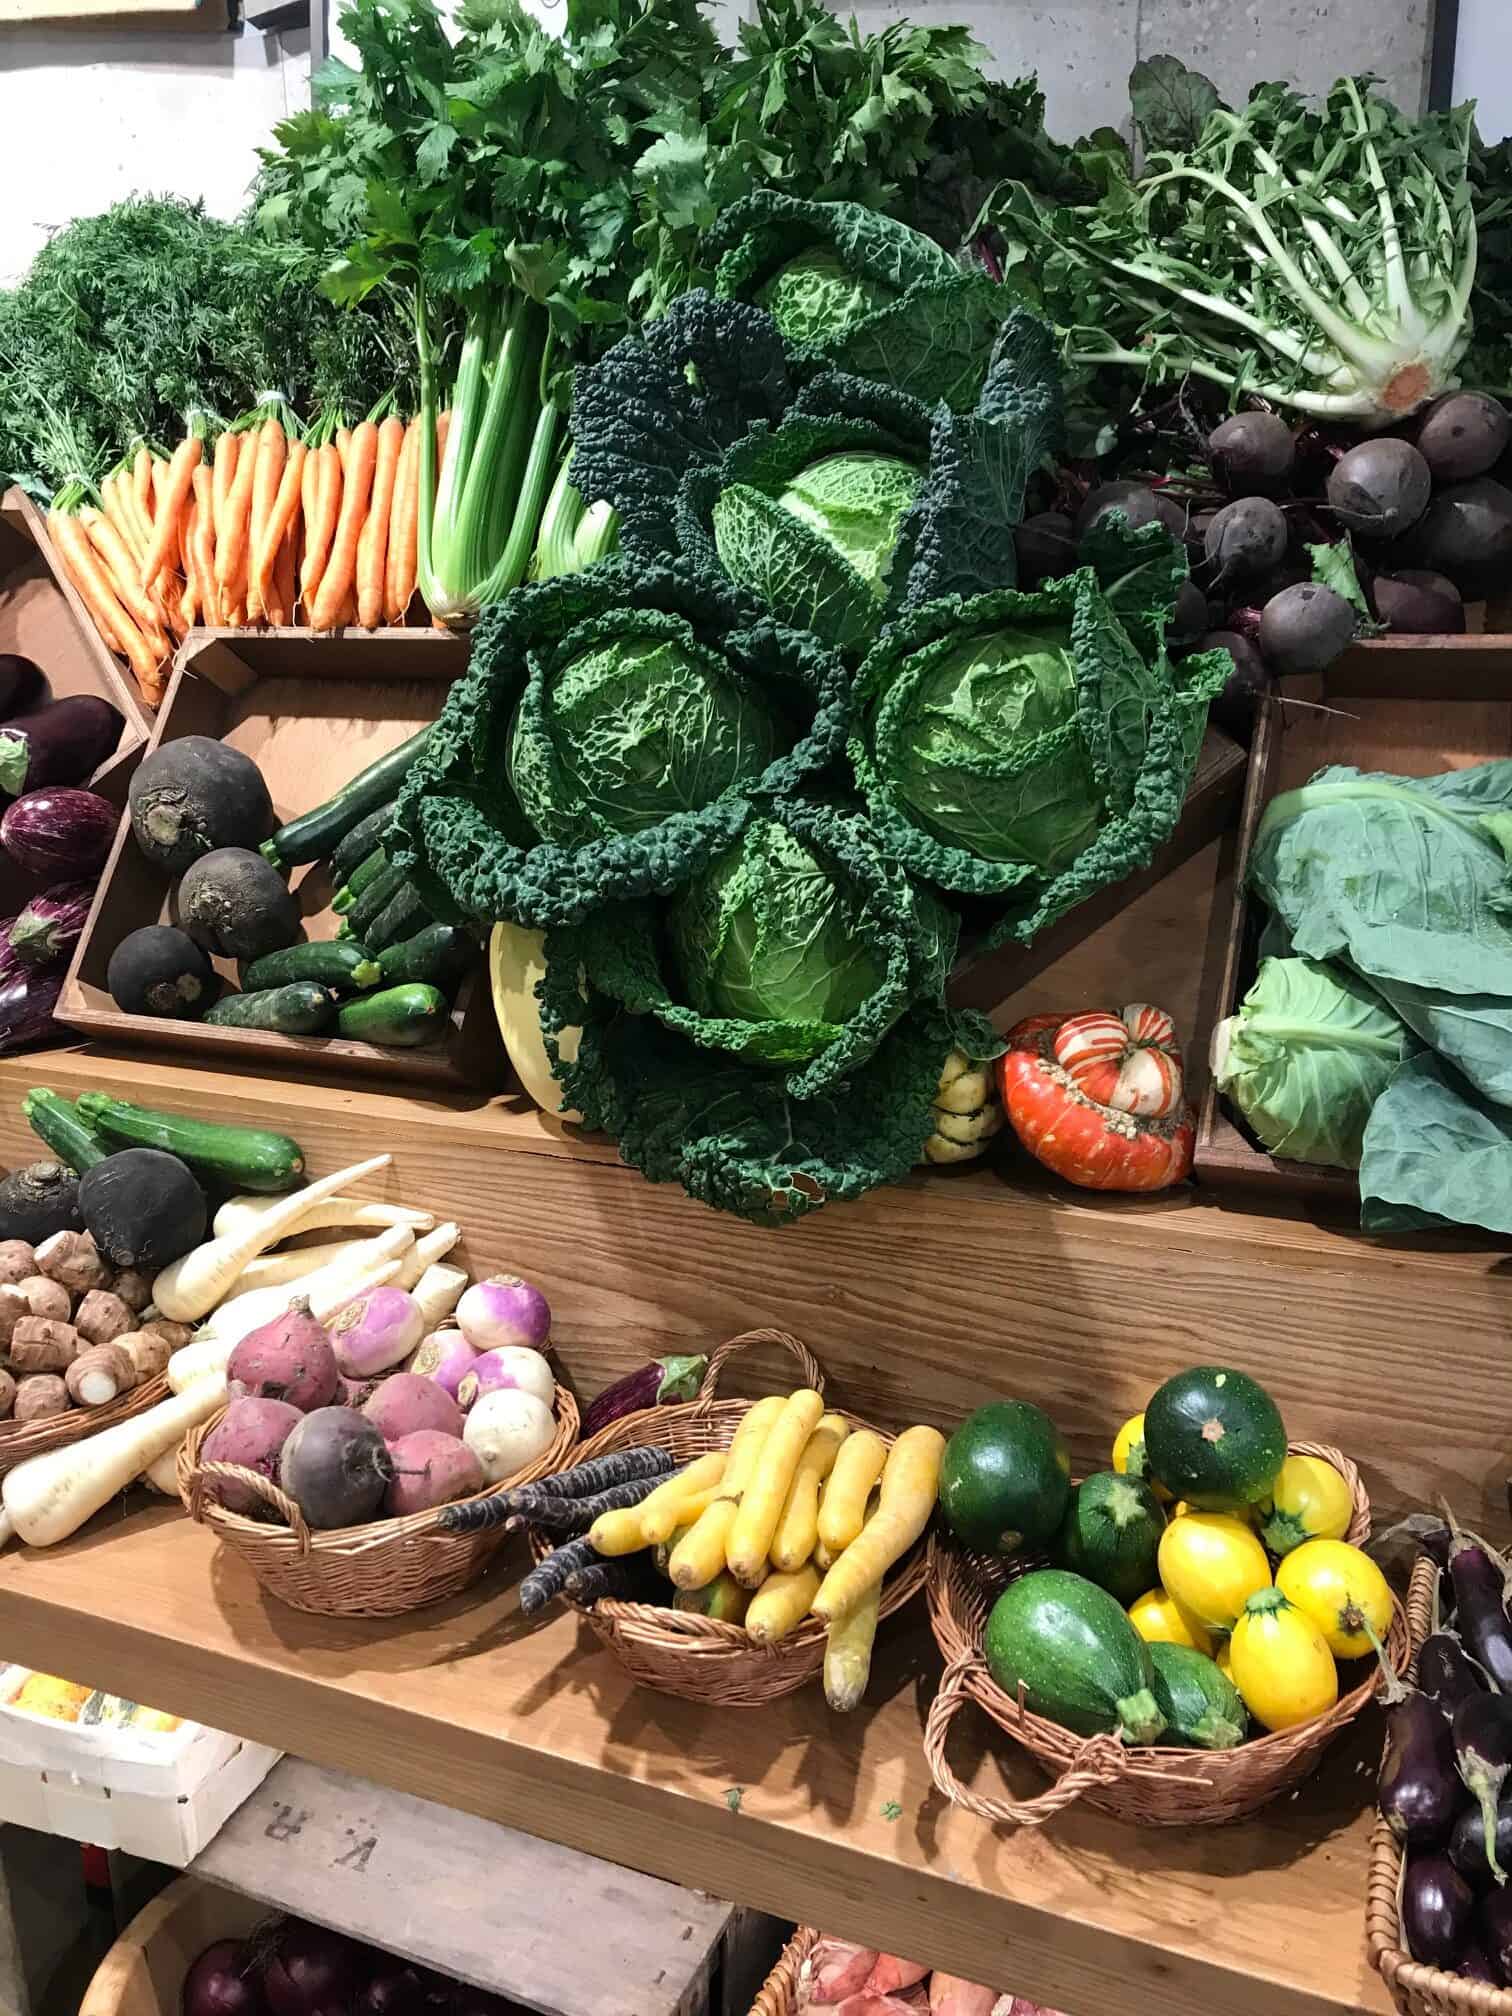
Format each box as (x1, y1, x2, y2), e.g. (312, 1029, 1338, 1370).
(47, 403, 447, 708)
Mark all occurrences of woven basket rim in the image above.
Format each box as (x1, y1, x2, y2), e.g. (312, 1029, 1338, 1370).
(0, 1370, 167, 1475)
(179, 1382, 579, 1558)
(747, 1927, 820, 2016)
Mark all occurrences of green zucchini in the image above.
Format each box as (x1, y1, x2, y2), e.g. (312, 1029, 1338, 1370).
(262, 726, 432, 869)
(241, 940, 381, 992)
(342, 859, 409, 937)
(22, 1090, 110, 1173)
(337, 983, 448, 1047)
(75, 1093, 305, 1193)
(983, 1568, 1166, 1744)
(327, 800, 396, 886)
(332, 845, 389, 913)
(204, 984, 338, 1037)
(365, 883, 432, 952)
(375, 922, 475, 991)
(1147, 1642, 1248, 1750)
(1144, 1366, 1287, 1507)
(1057, 1472, 1165, 1607)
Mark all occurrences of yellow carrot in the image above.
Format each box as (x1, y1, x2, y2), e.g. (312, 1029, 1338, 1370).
(812, 1425, 945, 1625)
(357, 413, 404, 628)
(746, 1564, 822, 1646)
(668, 1396, 784, 1591)
(636, 1450, 728, 1547)
(771, 1412, 849, 1573)
(817, 1428, 887, 1559)
(727, 1389, 826, 1587)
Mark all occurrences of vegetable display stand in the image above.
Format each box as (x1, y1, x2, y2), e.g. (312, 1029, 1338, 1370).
(58, 632, 501, 1088)
(525, 1330, 927, 1707)
(1194, 647, 1512, 1200)
(79, 1876, 265, 2016)
(179, 1383, 578, 1617)
(0, 1368, 169, 1481)
(747, 1928, 819, 2016)
(1366, 1555, 1489, 2016)
(923, 1442, 1407, 1828)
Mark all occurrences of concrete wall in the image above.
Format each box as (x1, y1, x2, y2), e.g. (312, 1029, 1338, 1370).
(0, 0, 1446, 284)
(1456, 0, 1512, 142)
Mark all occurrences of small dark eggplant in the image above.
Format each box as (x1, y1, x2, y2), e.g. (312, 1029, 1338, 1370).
(1455, 1692, 1512, 1882)
(0, 969, 62, 1055)
(1417, 1521, 1455, 1572)
(0, 695, 123, 798)
(1380, 1692, 1460, 1845)
(1402, 1852, 1475, 1968)
(8, 882, 93, 972)
(1451, 1798, 1512, 1887)
(0, 655, 45, 719)
(1419, 1633, 1488, 1716)
(1483, 1887, 1512, 1984)
(1463, 1943, 1498, 1984)
(1, 788, 116, 880)
(1449, 1538, 1512, 1694)
(580, 1355, 709, 1438)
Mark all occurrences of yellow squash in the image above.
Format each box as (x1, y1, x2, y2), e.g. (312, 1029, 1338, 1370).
(1260, 1455, 1354, 1556)
(817, 1428, 888, 1557)
(1276, 1539, 1393, 1659)
(728, 1389, 827, 1586)
(1112, 1412, 1171, 1502)
(771, 1412, 849, 1573)
(1127, 1586, 1214, 1656)
(668, 1396, 784, 1590)
(1215, 1639, 1233, 1678)
(1157, 1511, 1271, 1632)
(1229, 1586, 1338, 1731)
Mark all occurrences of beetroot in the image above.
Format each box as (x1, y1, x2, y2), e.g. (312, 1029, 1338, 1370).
(279, 1408, 393, 1528)
(357, 1968, 428, 2016)
(362, 1373, 463, 1444)
(182, 1940, 264, 2016)
(227, 1299, 339, 1412)
(383, 1431, 483, 1516)
(201, 1398, 303, 1516)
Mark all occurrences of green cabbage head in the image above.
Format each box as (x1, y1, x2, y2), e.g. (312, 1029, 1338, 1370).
(755, 248, 901, 353)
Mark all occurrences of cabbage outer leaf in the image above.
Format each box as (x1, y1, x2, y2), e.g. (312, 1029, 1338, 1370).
(1361, 1051, 1512, 1238)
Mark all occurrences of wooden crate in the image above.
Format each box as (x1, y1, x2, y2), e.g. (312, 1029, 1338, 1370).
(1194, 642, 1512, 1198)
(56, 630, 502, 1088)
(78, 1878, 264, 2016)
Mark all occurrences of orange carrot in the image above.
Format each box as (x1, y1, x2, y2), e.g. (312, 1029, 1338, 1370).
(216, 423, 260, 610)
(80, 506, 170, 657)
(52, 510, 163, 700)
(301, 440, 344, 620)
(211, 430, 240, 556)
(132, 445, 154, 542)
(384, 418, 420, 624)
(270, 522, 298, 628)
(356, 414, 404, 629)
(100, 475, 142, 563)
(311, 421, 377, 633)
(244, 415, 287, 625)
(145, 435, 202, 589)
(252, 436, 307, 620)
(179, 493, 201, 630)
(191, 465, 217, 630)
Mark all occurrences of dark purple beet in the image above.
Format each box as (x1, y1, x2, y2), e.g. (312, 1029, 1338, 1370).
(0, 969, 62, 1054)
(0, 655, 45, 720)
(0, 695, 122, 798)
(1197, 630, 1269, 745)
(1402, 1851, 1474, 1969)
(181, 1939, 264, 2016)
(9, 881, 93, 971)
(1, 787, 116, 878)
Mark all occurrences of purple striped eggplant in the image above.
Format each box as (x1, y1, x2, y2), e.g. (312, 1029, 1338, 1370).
(0, 917, 20, 986)
(1, 788, 116, 878)
(8, 882, 93, 971)
(581, 1354, 708, 1437)
(0, 969, 62, 1054)
(0, 695, 122, 798)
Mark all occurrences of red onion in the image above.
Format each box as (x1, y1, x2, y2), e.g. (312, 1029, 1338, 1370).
(455, 1276, 550, 1355)
(182, 1940, 264, 2016)
(264, 1926, 362, 2016)
(356, 1967, 427, 2016)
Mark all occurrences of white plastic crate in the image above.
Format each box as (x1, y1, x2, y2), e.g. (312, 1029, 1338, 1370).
(0, 1666, 279, 1864)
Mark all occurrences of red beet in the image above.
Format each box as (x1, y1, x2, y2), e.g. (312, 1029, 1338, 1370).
(182, 1940, 264, 2016)
(227, 1299, 339, 1412)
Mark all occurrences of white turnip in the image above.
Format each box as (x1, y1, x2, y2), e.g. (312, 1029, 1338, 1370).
(201, 1397, 303, 1515)
(362, 1372, 463, 1443)
(383, 1431, 483, 1516)
(227, 1300, 339, 1412)
(456, 1275, 550, 1354)
(405, 1328, 478, 1398)
(463, 1387, 556, 1483)
(279, 1408, 393, 1528)
(328, 1284, 425, 1378)
(456, 1345, 554, 1414)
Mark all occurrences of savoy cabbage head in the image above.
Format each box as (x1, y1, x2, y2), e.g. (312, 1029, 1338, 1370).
(391, 560, 848, 929)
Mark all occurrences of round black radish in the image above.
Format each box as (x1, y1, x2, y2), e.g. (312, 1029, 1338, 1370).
(129, 737, 274, 875)
(107, 924, 221, 1019)
(1374, 569, 1466, 635)
(1073, 480, 1160, 538)
(78, 1148, 205, 1271)
(1198, 631, 1269, 743)
(1203, 497, 1288, 583)
(1208, 412, 1295, 497)
(177, 848, 301, 963)
(1169, 579, 1209, 647)
(1326, 438, 1432, 540)
(1417, 392, 1511, 485)
(1409, 477, 1512, 597)
(0, 1161, 81, 1244)
(1258, 581, 1357, 673)
(1013, 511, 1077, 587)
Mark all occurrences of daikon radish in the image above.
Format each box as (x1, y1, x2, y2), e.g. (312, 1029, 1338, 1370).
(225, 1237, 378, 1298)
(0, 1377, 226, 1548)
(168, 1240, 410, 1393)
(412, 1263, 467, 1331)
(154, 1156, 392, 1321)
(143, 1440, 184, 1496)
(212, 1192, 432, 1241)
(394, 1223, 460, 1290)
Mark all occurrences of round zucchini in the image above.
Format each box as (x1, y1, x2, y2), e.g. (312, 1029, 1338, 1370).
(984, 1568, 1165, 1743)
(337, 982, 448, 1047)
(1143, 1365, 1287, 1506)
(241, 940, 381, 993)
(204, 983, 338, 1037)
(1057, 1471, 1165, 1606)
(1146, 1641, 1248, 1750)
(939, 1400, 1071, 1556)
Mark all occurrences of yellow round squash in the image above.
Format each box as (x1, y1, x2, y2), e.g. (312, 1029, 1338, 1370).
(1229, 1586, 1338, 1731)
(1276, 1539, 1393, 1659)
(1260, 1455, 1353, 1556)
(1127, 1585, 1213, 1656)
(1157, 1511, 1271, 1631)
(1113, 1413, 1172, 1502)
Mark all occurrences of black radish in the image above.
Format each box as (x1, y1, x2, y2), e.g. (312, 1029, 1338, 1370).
(1379, 1692, 1459, 1845)
(1454, 1692, 1512, 1883)
(128, 737, 273, 874)
(1401, 1852, 1474, 1968)
(1449, 1538, 1512, 1692)
(178, 848, 301, 963)
(0, 1161, 80, 1243)
(78, 1148, 205, 1271)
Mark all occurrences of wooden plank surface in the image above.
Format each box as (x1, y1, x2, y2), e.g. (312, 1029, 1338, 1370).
(0, 1504, 1395, 2016)
(195, 1758, 738, 2016)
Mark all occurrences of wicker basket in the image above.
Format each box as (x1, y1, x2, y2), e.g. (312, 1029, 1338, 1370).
(526, 1328, 928, 1708)
(178, 1384, 579, 1618)
(747, 1928, 819, 2016)
(924, 1440, 1410, 1827)
(0, 1372, 169, 1479)
(1367, 1554, 1496, 2016)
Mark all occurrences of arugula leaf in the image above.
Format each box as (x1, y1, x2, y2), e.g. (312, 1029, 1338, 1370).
(1308, 540, 1372, 619)
(1129, 55, 1221, 153)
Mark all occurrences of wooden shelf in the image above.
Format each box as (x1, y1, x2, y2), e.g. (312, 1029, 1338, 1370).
(0, 1502, 1392, 2016)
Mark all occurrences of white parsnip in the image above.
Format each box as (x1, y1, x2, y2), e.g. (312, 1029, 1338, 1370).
(223, 1237, 379, 1298)
(142, 1441, 183, 1496)
(412, 1263, 467, 1331)
(394, 1223, 460, 1290)
(153, 1156, 392, 1321)
(212, 1192, 433, 1242)
(167, 1248, 408, 1393)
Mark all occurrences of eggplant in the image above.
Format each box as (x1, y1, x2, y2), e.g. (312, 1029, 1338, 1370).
(1483, 1888, 1512, 1983)
(0, 696, 122, 798)
(1419, 1634, 1488, 1715)
(1402, 1851, 1475, 1968)
(1451, 1798, 1512, 1887)
(8, 882, 93, 972)
(1449, 1538, 1512, 1693)
(0, 918, 20, 988)
(1380, 1692, 1460, 1845)
(1417, 1521, 1456, 1573)
(128, 737, 274, 874)
(1454, 1692, 1512, 1882)
(1, 788, 116, 879)
(0, 1161, 80, 1242)
(0, 969, 62, 1054)
(1463, 1943, 1498, 1984)
(580, 1354, 709, 1438)
(0, 656, 45, 719)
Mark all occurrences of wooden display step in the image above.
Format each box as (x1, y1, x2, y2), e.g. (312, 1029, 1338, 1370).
(0, 1506, 1393, 2016)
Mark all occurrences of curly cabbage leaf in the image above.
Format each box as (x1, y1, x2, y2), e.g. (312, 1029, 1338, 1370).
(708, 192, 1013, 408)
(1211, 955, 1414, 1169)
(391, 560, 848, 928)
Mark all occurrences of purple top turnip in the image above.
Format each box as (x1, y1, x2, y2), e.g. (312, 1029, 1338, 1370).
(456, 1275, 550, 1355)
(328, 1284, 425, 1378)
(405, 1327, 478, 1399)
